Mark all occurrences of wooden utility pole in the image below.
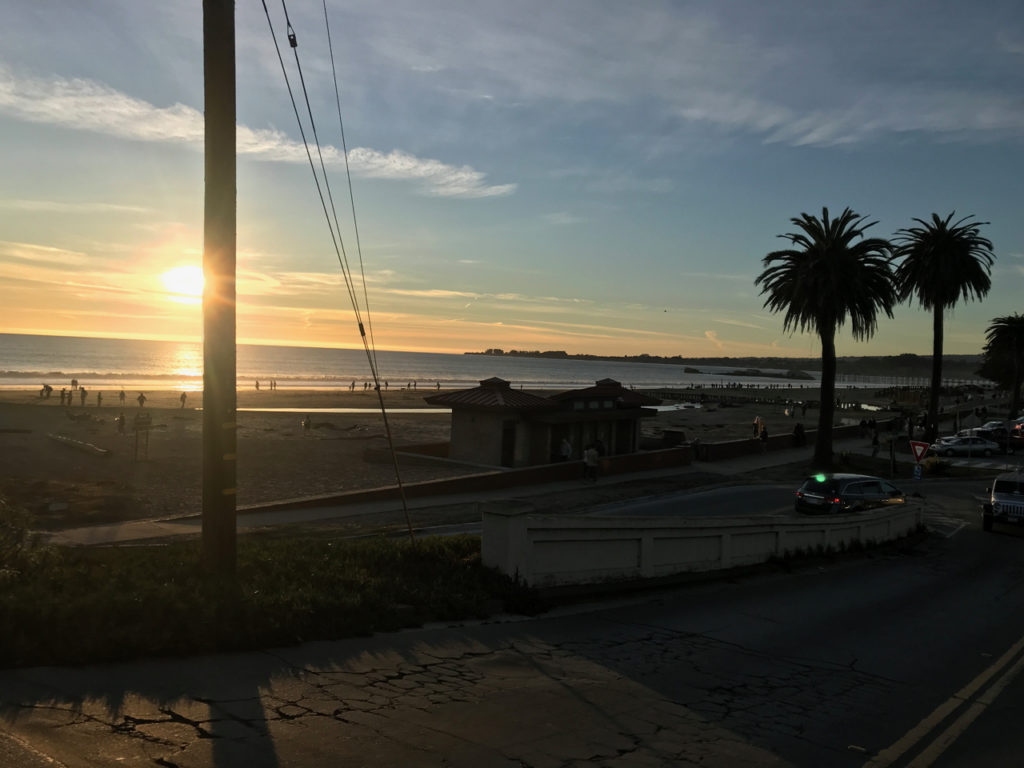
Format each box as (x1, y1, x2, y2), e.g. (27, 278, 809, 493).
(202, 0, 237, 575)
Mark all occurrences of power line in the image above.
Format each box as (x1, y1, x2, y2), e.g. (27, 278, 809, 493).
(261, 0, 414, 539)
(322, 0, 379, 377)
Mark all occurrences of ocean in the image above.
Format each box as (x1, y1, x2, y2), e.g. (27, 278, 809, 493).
(0, 333, 919, 392)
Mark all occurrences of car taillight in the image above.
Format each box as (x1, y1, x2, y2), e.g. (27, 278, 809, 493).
(833, 497, 840, 503)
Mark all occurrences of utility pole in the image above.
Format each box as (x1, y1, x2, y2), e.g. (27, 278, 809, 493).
(202, 0, 237, 575)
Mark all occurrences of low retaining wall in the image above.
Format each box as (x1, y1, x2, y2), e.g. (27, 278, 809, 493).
(696, 420, 898, 461)
(481, 502, 922, 588)
(243, 447, 691, 515)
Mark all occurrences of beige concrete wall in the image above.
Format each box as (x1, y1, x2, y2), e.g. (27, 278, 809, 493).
(481, 504, 922, 588)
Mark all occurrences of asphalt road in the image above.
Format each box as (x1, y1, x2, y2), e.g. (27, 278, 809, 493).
(590, 482, 798, 517)
(6, 479, 1024, 766)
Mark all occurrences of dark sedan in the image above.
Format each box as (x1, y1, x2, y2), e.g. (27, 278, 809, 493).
(795, 473, 906, 514)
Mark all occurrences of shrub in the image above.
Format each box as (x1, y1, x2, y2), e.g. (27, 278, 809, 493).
(0, 494, 55, 585)
(922, 456, 952, 476)
(0, 534, 544, 668)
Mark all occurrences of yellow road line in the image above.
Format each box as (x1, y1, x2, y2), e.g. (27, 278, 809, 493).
(908, 650, 1024, 766)
(864, 632, 1024, 767)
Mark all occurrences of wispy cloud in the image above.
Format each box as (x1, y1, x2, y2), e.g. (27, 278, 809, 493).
(348, 148, 515, 198)
(0, 199, 151, 214)
(0, 240, 91, 266)
(712, 317, 766, 330)
(0, 66, 515, 198)
(384, 288, 479, 299)
(344, 2, 1024, 149)
(704, 330, 725, 350)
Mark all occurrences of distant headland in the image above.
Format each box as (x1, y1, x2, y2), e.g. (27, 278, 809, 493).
(465, 349, 985, 381)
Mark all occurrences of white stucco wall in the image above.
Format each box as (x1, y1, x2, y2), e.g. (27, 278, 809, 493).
(482, 503, 923, 588)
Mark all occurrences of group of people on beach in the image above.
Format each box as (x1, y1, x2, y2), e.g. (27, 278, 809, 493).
(347, 380, 443, 392)
(40, 383, 152, 409)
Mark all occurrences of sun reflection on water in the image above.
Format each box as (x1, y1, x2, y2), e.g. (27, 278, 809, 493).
(169, 343, 202, 380)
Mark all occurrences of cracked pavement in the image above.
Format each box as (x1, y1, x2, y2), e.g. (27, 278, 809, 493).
(2, 507, 1022, 767)
(0, 618, 795, 768)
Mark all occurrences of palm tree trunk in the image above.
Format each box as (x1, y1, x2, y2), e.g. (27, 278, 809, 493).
(927, 305, 944, 443)
(1012, 326, 1023, 419)
(1012, 351, 1022, 420)
(814, 328, 837, 468)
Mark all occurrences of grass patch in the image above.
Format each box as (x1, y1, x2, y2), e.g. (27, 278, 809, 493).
(0, 532, 544, 669)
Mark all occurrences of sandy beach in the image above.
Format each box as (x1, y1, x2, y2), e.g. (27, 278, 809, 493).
(0, 384, 905, 531)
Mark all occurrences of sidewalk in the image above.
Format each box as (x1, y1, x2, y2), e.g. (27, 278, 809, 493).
(0, 436, 966, 767)
(0, 588, 797, 768)
(49, 434, 880, 547)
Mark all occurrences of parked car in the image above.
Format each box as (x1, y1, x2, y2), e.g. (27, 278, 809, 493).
(982, 472, 1024, 531)
(956, 427, 1015, 454)
(928, 435, 1001, 457)
(795, 473, 906, 514)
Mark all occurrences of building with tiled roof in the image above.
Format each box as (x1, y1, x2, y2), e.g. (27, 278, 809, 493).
(424, 377, 659, 467)
(424, 377, 556, 412)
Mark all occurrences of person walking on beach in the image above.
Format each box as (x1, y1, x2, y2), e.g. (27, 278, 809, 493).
(180, 392, 187, 408)
(79, 387, 87, 406)
(96, 391, 103, 408)
(119, 389, 126, 406)
(753, 416, 761, 438)
(59, 388, 66, 406)
(255, 380, 260, 391)
(137, 392, 147, 408)
(759, 425, 769, 453)
(871, 429, 880, 458)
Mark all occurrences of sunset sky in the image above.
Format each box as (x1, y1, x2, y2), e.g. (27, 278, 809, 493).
(2, 1, 1023, 357)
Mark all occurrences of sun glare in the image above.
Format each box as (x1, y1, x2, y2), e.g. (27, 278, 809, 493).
(161, 266, 205, 304)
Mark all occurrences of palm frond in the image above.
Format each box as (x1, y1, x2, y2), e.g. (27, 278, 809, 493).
(755, 207, 895, 341)
(892, 211, 994, 309)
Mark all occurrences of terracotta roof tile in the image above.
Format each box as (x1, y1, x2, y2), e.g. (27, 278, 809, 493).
(424, 377, 555, 412)
(550, 378, 662, 406)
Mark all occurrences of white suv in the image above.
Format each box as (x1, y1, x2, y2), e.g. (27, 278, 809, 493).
(982, 472, 1024, 531)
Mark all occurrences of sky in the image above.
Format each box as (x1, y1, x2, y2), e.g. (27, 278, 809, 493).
(1, 1, 1023, 358)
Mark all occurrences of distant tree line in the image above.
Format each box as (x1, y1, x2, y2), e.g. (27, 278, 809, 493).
(467, 349, 983, 381)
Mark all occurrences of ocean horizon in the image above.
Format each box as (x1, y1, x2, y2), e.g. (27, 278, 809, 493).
(0, 332, 954, 392)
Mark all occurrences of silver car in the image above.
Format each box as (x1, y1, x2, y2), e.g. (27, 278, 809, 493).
(982, 472, 1024, 531)
(928, 435, 1001, 457)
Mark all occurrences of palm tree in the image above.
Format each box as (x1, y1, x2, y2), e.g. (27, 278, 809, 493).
(981, 314, 1024, 418)
(756, 207, 897, 468)
(892, 213, 994, 442)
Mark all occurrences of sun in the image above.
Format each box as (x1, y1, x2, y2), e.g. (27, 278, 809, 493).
(161, 266, 204, 304)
